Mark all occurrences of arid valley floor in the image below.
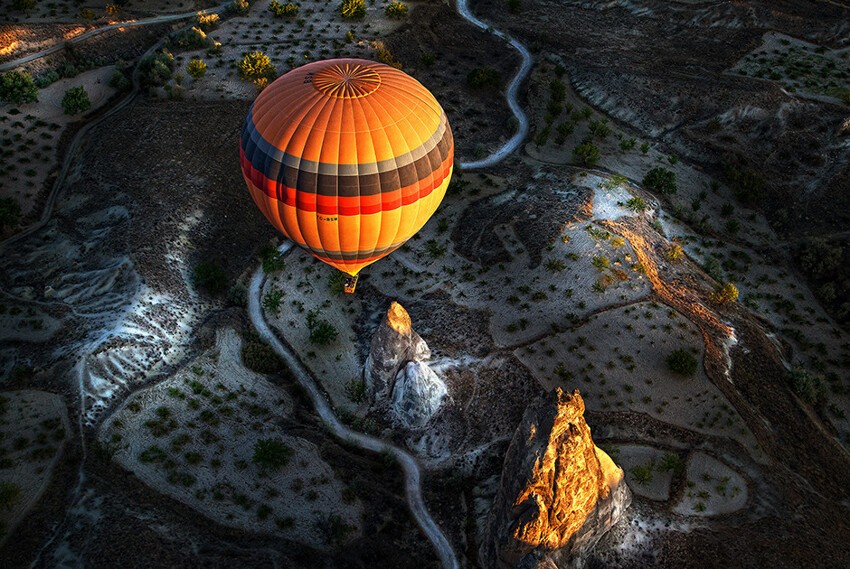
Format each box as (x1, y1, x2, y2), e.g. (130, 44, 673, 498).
(1, 0, 850, 567)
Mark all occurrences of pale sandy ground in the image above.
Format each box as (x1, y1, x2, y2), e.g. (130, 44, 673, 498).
(263, 260, 364, 413)
(608, 444, 674, 501)
(0, 65, 117, 221)
(729, 31, 850, 104)
(100, 328, 362, 548)
(672, 451, 747, 516)
(174, 0, 412, 102)
(0, 390, 69, 547)
(515, 301, 761, 457)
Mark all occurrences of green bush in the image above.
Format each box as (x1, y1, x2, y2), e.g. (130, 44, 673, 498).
(797, 238, 842, 278)
(466, 67, 501, 89)
(0, 71, 38, 104)
(241, 334, 283, 374)
(725, 163, 766, 205)
(642, 167, 677, 195)
(192, 262, 228, 296)
(789, 368, 825, 405)
(61, 86, 91, 115)
(261, 245, 285, 273)
(625, 196, 646, 211)
(252, 439, 293, 470)
(232, 0, 250, 14)
(385, 1, 408, 18)
(108, 69, 130, 90)
(140, 50, 175, 87)
(666, 348, 698, 376)
(197, 12, 220, 31)
(269, 1, 299, 17)
(710, 282, 738, 304)
(187, 57, 207, 79)
(0, 481, 22, 511)
(0, 197, 22, 232)
(262, 289, 284, 315)
(239, 51, 276, 84)
(573, 141, 600, 166)
(171, 27, 212, 50)
(306, 310, 338, 345)
(339, 0, 366, 19)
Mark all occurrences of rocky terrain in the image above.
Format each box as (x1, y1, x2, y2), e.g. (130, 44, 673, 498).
(1, 0, 850, 568)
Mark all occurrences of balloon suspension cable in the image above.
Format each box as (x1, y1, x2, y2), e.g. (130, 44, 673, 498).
(343, 274, 359, 294)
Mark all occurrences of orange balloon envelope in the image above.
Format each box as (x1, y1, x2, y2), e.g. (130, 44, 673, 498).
(240, 58, 454, 278)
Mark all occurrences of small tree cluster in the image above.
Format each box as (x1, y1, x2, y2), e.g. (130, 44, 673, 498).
(269, 0, 299, 17)
(710, 282, 738, 304)
(0, 71, 38, 104)
(642, 167, 677, 195)
(339, 0, 366, 19)
(667, 348, 697, 377)
(239, 51, 276, 87)
(573, 140, 600, 166)
(62, 86, 91, 115)
(385, 1, 408, 18)
(306, 310, 338, 345)
(140, 50, 175, 87)
(187, 57, 207, 79)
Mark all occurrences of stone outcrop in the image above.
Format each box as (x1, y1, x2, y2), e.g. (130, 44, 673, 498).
(391, 361, 448, 429)
(364, 301, 431, 397)
(364, 302, 447, 428)
(482, 388, 630, 569)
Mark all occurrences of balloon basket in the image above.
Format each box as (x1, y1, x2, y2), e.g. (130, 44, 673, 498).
(343, 275, 359, 294)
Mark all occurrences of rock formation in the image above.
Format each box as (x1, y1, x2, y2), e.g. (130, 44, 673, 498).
(482, 388, 630, 569)
(364, 301, 447, 428)
(391, 361, 448, 429)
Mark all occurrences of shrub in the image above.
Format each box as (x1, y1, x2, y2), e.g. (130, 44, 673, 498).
(665, 243, 685, 262)
(307, 310, 338, 345)
(642, 167, 677, 195)
(573, 141, 600, 166)
(797, 238, 842, 278)
(197, 12, 220, 30)
(108, 69, 130, 90)
(329, 271, 346, 295)
(269, 1, 299, 17)
(588, 118, 610, 139)
(232, 0, 250, 13)
(261, 245, 285, 273)
(187, 57, 207, 79)
(385, 1, 408, 18)
(262, 289, 284, 315)
(252, 439, 293, 470)
(710, 282, 738, 304)
(61, 86, 91, 115)
(725, 163, 765, 205)
(591, 255, 609, 270)
(140, 50, 175, 87)
(171, 27, 212, 50)
(789, 368, 825, 405)
(192, 262, 228, 296)
(0, 481, 22, 511)
(339, 0, 366, 19)
(34, 69, 60, 88)
(625, 196, 646, 211)
(620, 138, 636, 151)
(241, 334, 283, 374)
(0, 71, 38, 104)
(667, 348, 697, 376)
(239, 51, 276, 85)
(0, 197, 22, 232)
(466, 67, 501, 89)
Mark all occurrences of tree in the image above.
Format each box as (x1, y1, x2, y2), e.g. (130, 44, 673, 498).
(269, 0, 299, 17)
(0, 198, 22, 233)
(797, 238, 842, 278)
(789, 368, 825, 406)
(260, 245, 285, 273)
(187, 57, 207, 79)
(252, 439, 293, 471)
(232, 0, 249, 14)
(238, 51, 276, 85)
(385, 1, 408, 18)
(667, 348, 697, 377)
(192, 261, 227, 296)
(0, 71, 38, 104)
(61, 86, 91, 115)
(197, 11, 220, 31)
(642, 167, 676, 194)
(139, 50, 175, 87)
(306, 310, 338, 345)
(339, 0, 366, 19)
(710, 282, 738, 304)
(573, 141, 600, 166)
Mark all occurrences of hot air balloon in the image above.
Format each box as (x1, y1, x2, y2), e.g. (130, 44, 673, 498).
(240, 58, 454, 293)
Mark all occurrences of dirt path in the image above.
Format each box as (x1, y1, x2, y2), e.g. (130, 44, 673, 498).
(247, 242, 459, 569)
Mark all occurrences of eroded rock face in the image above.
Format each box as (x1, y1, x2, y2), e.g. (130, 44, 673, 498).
(364, 301, 431, 397)
(482, 388, 630, 569)
(391, 361, 448, 429)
